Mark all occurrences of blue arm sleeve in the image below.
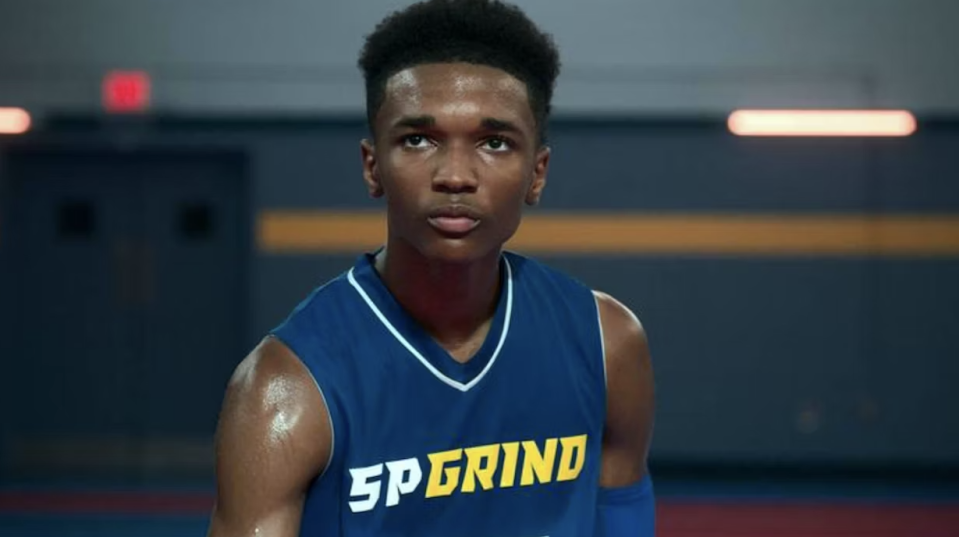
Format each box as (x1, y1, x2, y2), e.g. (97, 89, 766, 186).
(594, 474, 655, 537)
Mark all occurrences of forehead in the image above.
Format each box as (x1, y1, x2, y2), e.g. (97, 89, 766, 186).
(378, 63, 534, 129)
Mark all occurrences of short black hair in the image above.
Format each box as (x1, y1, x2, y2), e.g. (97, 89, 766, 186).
(358, 0, 561, 144)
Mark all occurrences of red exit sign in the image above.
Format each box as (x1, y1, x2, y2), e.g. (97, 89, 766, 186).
(102, 71, 151, 113)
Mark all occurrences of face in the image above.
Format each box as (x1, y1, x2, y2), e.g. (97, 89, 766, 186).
(361, 62, 550, 264)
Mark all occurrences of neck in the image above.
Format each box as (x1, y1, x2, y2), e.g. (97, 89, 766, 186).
(374, 240, 502, 351)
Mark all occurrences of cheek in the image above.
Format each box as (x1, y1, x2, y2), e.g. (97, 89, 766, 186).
(494, 160, 534, 203)
(488, 171, 533, 226)
(381, 154, 430, 199)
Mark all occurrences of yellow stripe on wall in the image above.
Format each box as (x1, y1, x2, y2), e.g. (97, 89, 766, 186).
(257, 211, 959, 257)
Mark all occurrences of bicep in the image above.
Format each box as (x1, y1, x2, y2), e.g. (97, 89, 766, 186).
(595, 292, 656, 488)
(208, 338, 332, 537)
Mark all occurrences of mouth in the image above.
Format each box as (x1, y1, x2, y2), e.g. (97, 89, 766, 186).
(427, 205, 481, 237)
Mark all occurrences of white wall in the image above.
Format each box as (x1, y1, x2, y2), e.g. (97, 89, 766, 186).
(0, 0, 957, 117)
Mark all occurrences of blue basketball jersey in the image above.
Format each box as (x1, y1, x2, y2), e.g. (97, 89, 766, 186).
(270, 251, 607, 537)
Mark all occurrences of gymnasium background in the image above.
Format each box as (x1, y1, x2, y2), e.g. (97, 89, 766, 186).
(1, 1, 958, 535)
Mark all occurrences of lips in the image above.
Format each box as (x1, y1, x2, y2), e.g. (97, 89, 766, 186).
(427, 205, 481, 237)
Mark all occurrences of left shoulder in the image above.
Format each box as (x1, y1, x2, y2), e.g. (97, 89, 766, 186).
(592, 290, 655, 487)
(592, 290, 649, 371)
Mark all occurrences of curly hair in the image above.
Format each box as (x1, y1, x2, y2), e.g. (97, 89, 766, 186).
(358, 0, 561, 143)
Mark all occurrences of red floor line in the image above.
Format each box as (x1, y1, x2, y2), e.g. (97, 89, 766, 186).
(1, 491, 958, 537)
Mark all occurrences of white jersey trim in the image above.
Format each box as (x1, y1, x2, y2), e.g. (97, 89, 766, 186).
(311, 375, 336, 479)
(347, 258, 514, 393)
(594, 292, 608, 390)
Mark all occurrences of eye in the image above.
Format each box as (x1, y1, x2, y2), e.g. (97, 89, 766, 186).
(402, 134, 431, 149)
(483, 136, 512, 152)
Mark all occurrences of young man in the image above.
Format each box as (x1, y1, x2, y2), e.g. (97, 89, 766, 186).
(207, 1, 656, 536)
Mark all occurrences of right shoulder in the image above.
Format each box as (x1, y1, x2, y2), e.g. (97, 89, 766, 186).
(208, 338, 332, 534)
(217, 336, 333, 484)
(225, 336, 326, 420)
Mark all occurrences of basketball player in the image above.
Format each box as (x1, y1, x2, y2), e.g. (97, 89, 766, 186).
(207, 1, 655, 535)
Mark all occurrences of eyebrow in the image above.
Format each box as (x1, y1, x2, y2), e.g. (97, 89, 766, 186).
(480, 117, 523, 136)
(392, 115, 436, 130)
(389, 115, 527, 138)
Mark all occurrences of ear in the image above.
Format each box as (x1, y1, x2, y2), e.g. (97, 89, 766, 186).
(361, 139, 384, 198)
(525, 146, 550, 206)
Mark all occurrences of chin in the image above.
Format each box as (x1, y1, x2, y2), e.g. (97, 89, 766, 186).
(418, 237, 499, 266)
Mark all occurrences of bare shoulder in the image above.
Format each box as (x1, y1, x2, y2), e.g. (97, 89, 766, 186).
(593, 290, 649, 370)
(592, 290, 655, 487)
(208, 337, 332, 537)
(220, 336, 329, 436)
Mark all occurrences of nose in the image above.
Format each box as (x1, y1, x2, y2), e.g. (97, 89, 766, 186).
(432, 144, 478, 194)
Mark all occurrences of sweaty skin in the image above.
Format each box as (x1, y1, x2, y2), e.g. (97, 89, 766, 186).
(206, 63, 655, 536)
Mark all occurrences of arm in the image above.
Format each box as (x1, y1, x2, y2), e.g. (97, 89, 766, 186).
(593, 291, 656, 536)
(207, 337, 332, 537)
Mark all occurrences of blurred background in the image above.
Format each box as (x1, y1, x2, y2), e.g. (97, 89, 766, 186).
(1, 0, 958, 535)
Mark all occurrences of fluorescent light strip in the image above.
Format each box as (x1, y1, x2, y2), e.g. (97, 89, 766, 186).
(0, 107, 31, 135)
(729, 109, 916, 137)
